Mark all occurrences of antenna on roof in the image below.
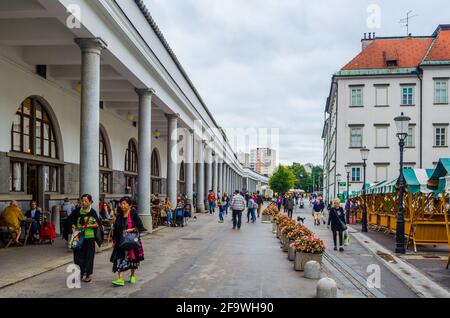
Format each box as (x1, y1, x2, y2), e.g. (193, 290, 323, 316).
(399, 10, 418, 36)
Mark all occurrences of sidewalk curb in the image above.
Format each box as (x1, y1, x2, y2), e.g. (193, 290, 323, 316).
(349, 225, 450, 298)
(0, 226, 169, 290)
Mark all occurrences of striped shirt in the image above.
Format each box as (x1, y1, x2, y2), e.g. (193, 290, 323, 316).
(230, 194, 246, 211)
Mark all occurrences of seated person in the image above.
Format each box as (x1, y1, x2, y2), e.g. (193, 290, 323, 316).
(0, 201, 26, 244)
(25, 201, 42, 242)
(100, 203, 114, 220)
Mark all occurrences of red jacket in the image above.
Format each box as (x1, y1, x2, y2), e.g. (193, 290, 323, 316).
(208, 193, 216, 202)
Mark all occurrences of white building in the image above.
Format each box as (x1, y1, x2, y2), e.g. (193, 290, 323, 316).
(237, 152, 250, 168)
(0, 0, 268, 231)
(323, 25, 450, 203)
(249, 148, 277, 176)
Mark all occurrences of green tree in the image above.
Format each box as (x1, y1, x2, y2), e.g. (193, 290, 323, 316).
(269, 165, 296, 195)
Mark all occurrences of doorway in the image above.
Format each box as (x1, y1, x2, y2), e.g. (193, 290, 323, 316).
(27, 164, 41, 207)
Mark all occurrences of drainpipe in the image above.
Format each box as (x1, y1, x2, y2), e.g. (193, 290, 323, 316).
(417, 67, 423, 168)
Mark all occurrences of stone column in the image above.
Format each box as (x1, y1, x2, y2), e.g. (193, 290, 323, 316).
(166, 114, 179, 207)
(75, 38, 107, 209)
(213, 156, 218, 194)
(218, 161, 222, 196)
(220, 161, 225, 195)
(186, 129, 194, 208)
(136, 88, 155, 231)
(196, 140, 205, 213)
(206, 147, 213, 194)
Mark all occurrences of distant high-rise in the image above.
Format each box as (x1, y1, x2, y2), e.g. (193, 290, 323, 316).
(249, 148, 277, 176)
(237, 152, 250, 168)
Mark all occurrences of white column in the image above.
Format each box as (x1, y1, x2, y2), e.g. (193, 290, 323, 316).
(213, 156, 218, 194)
(217, 160, 222, 196)
(136, 88, 155, 231)
(166, 114, 179, 207)
(186, 129, 194, 208)
(206, 147, 213, 193)
(75, 38, 106, 209)
(196, 139, 205, 213)
(221, 161, 225, 195)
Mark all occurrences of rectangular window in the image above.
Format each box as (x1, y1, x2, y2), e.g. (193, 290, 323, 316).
(350, 87, 363, 106)
(100, 173, 110, 194)
(375, 126, 389, 148)
(434, 126, 447, 147)
(401, 87, 414, 105)
(435, 80, 448, 104)
(376, 166, 388, 182)
(375, 87, 388, 106)
(406, 126, 415, 147)
(351, 167, 361, 182)
(9, 162, 23, 192)
(350, 127, 363, 148)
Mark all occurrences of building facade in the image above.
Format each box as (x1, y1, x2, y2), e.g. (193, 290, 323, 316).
(323, 25, 450, 203)
(0, 0, 268, 231)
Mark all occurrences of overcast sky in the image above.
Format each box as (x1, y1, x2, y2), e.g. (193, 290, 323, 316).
(144, 0, 450, 166)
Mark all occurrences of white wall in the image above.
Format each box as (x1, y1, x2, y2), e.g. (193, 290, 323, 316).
(422, 65, 450, 168)
(335, 75, 421, 194)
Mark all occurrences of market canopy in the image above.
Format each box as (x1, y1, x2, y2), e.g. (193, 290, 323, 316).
(428, 158, 450, 192)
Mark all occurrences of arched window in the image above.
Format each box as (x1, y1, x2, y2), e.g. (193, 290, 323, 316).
(179, 161, 185, 182)
(99, 131, 109, 168)
(99, 129, 111, 194)
(125, 139, 138, 173)
(11, 97, 58, 158)
(151, 149, 160, 177)
(178, 161, 186, 195)
(151, 149, 161, 194)
(125, 139, 138, 195)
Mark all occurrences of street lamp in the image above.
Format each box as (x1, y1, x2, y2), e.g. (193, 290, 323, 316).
(345, 164, 351, 223)
(360, 147, 370, 233)
(336, 173, 342, 197)
(394, 112, 411, 254)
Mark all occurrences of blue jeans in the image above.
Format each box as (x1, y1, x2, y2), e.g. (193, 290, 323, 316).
(224, 203, 229, 215)
(232, 210, 242, 229)
(219, 211, 224, 221)
(247, 208, 256, 222)
(209, 202, 215, 214)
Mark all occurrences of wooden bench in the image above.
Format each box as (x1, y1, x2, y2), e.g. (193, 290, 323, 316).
(407, 221, 448, 253)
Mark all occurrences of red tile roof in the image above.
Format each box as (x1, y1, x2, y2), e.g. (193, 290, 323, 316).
(342, 38, 433, 70)
(425, 30, 450, 61)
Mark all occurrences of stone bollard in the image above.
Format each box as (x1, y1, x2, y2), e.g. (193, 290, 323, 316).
(316, 278, 337, 298)
(304, 261, 321, 280)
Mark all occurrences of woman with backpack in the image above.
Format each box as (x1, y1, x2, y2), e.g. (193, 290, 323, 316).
(68, 194, 102, 283)
(111, 197, 146, 286)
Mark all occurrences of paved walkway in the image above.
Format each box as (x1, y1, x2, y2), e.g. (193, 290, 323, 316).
(293, 205, 419, 298)
(0, 205, 320, 298)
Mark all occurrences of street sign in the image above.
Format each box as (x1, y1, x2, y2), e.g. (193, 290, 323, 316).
(339, 182, 346, 187)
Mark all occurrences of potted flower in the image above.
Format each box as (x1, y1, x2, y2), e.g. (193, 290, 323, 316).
(281, 223, 297, 252)
(274, 215, 290, 238)
(278, 219, 295, 244)
(287, 225, 313, 261)
(291, 234, 326, 271)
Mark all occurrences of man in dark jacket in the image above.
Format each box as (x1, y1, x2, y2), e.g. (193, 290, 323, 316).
(286, 195, 295, 219)
(328, 198, 347, 252)
(256, 191, 264, 218)
(25, 201, 41, 242)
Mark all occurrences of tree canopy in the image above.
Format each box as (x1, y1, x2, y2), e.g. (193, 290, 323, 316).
(269, 165, 296, 195)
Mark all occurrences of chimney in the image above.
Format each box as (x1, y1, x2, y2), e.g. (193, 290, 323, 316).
(361, 32, 375, 51)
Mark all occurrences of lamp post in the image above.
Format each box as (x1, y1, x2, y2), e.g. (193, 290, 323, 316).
(360, 147, 370, 233)
(336, 173, 342, 198)
(345, 164, 351, 224)
(394, 112, 411, 254)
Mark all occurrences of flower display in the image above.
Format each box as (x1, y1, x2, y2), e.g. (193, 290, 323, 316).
(290, 234, 326, 255)
(274, 214, 289, 224)
(281, 223, 297, 235)
(262, 204, 279, 216)
(287, 224, 313, 241)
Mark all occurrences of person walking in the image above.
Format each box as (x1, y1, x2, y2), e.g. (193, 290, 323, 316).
(230, 190, 246, 230)
(207, 190, 216, 215)
(312, 197, 325, 226)
(111, 197, 146, 286)
(222, 192, 230, 216)
(328, 198, 347, 252)
(286, 195, 295, 219)
(68, 194, 102, 283)
(256, 191, 264, 218)
(276, 195, 282, 211)
(218, 199, 225, 224)
(283, 195, 288, 212)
